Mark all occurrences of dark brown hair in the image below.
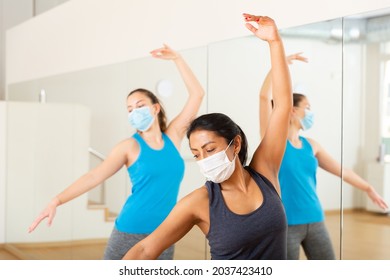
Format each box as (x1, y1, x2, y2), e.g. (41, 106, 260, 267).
(127, 88, 168, 132)
(271, 92, 306, 108)
(292, 93, 306, 107)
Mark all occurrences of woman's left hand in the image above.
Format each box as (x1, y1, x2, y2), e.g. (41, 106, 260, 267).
(150, 44, 180, 60)
(367, 187, 389, 211)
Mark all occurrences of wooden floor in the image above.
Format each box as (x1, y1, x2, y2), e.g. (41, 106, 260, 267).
(342, 209, 390, 260)
(0, 228, 209, 260)
(1, 210, 389, 260)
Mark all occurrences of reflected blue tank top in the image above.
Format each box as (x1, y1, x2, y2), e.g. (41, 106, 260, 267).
(205, 166, 287, 260)
(279, 136, 324, 225)
(115, 133, 185, 234)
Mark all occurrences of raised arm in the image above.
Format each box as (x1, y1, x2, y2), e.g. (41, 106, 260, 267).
(309, 138, 389, 211)
(150, 44, 205, 148)
(259, 70, 273, 140)
(28, 139, 133, 233)
(243, 14, 292, 191)
(259, 53, 308, 140)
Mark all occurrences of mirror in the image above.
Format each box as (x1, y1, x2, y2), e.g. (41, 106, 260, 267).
(6, 8, 390, 260)
(6, 47, 209, 260)
(342, 8, 390, 259)
(280, 19, 344, 259)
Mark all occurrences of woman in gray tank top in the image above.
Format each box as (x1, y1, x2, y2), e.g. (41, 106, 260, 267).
(123, 14, 292, 260)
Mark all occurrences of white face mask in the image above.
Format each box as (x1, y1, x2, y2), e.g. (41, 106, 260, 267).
(196, 140, 236, 183)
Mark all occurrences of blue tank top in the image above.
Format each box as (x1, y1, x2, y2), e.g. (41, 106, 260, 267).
(115, 133, 185, 234)
(206, 166, 287, 260)
(279, 136, 324, 225)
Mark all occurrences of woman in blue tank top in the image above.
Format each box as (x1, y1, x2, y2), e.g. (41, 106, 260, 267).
(28, 44, 205, 260)
(259, 55, 389, 259)
(122, 14, 291, 260)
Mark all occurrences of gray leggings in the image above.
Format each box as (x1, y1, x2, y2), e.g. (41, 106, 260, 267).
(287, 221, 336, 260)
(103, 227, 174, 260)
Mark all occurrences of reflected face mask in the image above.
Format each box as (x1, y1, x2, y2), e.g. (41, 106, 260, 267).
(300, 109, 314, 130)
(128, 106, 155, 132)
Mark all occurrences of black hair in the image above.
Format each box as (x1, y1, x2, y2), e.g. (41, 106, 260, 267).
(186, 113, 248, 165)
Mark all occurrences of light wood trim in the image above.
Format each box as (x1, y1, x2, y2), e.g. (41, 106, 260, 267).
(8, 238, 108, 249)
(4, 244, 33, 259)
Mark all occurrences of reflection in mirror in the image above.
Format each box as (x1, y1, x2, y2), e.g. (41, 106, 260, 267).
(342, 8, 390, 259)
(5, 47, 208, 260)
(208, 18, 343, 260)
(281, 20, 343, 260)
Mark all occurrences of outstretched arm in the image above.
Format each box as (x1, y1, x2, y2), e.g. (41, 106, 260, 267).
(150, 44, 205, 149)
(243, 14, 292, 193)
(309, 138, 388, 211)
(259, 53, 308, 139)
(28, 139, 132, 233)
(122, 187, 207, 259)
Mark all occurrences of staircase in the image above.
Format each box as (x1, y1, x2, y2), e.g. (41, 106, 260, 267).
(87, 201, 117, 222)
(87, 147, 122, 223)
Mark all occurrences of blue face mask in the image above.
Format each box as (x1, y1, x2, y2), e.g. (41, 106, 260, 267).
(128, 106, 155, 132)
(300, 109, 314, 130)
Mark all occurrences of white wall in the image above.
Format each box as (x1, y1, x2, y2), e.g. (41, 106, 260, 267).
(343, 43, 366, 208)
(0, 0, 69, 100)
(0, 1, 3, 100)
(5, 0, 390, 85)
(0, 0, 33, 100)
(34, 0, 68, 16)
(5, 102, 115, 243)
(0, 102, 6, 243)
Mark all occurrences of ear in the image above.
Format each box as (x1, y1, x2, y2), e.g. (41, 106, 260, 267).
(233, 135, 242, 155)
(291, 107, 299, 118)
(151, 103, 161, 116)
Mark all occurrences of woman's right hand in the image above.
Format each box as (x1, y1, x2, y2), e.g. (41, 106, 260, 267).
(366, 187, 388, 211)
(243, 14, 280, 43)
(28, 197, 61, 233)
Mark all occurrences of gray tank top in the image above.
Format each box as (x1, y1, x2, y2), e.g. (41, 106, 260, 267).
(205, 166, 287, 260)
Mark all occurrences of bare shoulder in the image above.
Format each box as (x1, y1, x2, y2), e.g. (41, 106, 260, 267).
(111, 137, 140, 166)
(194, 186, 209, 201)
(181, 186, 209, 206)
(305, 137, 321, 155)
(119, 137, 138, 148)
(178, 186, 209, 221)
(111, 137, 138, 153)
